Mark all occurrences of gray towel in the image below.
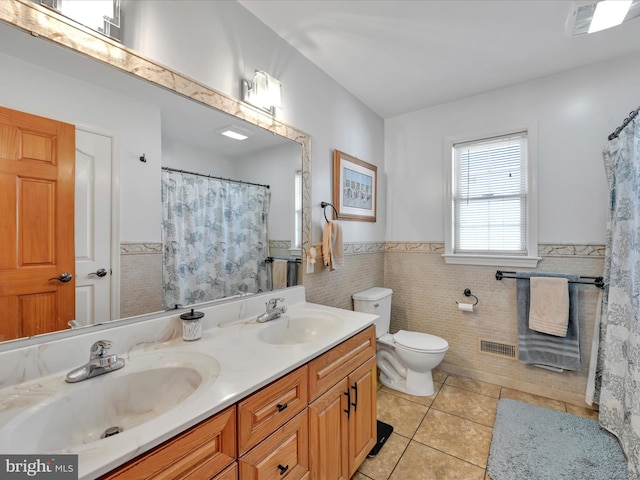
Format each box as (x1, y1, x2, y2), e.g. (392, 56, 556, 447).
(516, 272, 580, 371)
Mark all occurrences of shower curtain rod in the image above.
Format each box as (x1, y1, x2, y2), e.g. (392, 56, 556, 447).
(162, 166, 270, 189)
(608, 105, 640, 141)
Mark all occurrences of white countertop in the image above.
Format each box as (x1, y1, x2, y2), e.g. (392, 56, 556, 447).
(0, 287, 377, 479)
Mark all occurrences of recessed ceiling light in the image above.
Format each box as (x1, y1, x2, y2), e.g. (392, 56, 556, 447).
(589, 0, 632, 32)
(217, 125, 253, 141)
(567, 0, 639, 35)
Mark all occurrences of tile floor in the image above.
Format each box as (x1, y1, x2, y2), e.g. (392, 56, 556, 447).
(352, 371, 599, 480)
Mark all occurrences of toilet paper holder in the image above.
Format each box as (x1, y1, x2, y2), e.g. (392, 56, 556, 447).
(456, 288, 479, 306)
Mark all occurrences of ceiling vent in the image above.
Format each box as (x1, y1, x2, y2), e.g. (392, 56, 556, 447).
(567, 0, 640, 36)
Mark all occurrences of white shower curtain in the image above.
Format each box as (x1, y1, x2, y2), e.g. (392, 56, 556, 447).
(588, 116, 640, 478)
(161, 170, 271, 308)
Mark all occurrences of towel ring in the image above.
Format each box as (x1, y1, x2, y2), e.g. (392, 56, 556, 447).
(456, 288, 479, 306)
(321, 201, 339, 222)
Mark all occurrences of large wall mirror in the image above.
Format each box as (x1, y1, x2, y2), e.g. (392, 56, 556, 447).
(0, 1, 311, 348)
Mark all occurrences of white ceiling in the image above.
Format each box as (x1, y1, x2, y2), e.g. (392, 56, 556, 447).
(239, 0, 640, 118)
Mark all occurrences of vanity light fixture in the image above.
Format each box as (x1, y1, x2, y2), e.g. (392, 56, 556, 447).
(217, 125, 253, 141)
(567, 0, 639, 35)
(242, 70, 282, 116)
(40, 0, 121, 39)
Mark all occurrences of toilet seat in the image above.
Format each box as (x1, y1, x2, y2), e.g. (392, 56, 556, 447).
(393, 330, 448, 354)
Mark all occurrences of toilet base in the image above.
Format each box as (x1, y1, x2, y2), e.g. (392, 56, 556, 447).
(379, 368, 435, 397)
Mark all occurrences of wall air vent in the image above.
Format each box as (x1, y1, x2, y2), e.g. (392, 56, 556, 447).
(478, 338, 517, 359)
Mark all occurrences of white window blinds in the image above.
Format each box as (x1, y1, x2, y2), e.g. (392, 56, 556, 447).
(452, 131, 528, 255)
(293, 169, 302, 249)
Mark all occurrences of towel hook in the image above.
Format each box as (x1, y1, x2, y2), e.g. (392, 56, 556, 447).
(456, 288, 479, 306)
(321, 201, 339, 222)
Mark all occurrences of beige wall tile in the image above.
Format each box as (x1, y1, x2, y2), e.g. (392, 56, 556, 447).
(304, 251, 385, 309)
(384, 248, 603, 403)
(120, 251, 163, 317)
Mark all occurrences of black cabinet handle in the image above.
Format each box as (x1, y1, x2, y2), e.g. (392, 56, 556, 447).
(351, 383, 358, 411)
(344, 389, 351, 418)
(277, 464, 289, 475)
(276, 403, 288, 412)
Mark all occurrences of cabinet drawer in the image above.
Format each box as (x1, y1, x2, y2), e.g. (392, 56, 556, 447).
(101, 406, 236, 480)
(213, 462, 238, 480)
(238, 365, 308, 455)
(308, 326, 376, 401)
(239, 409, 309, 480)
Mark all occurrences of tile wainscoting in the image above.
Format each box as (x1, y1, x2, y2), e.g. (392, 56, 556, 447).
(120, 242, 163, 318)
(303, 242, 385, 310)
(384, 242, 604, 407)
(118, 239, 603, 406)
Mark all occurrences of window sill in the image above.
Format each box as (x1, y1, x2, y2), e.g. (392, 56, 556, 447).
(442, 254, 541, 268)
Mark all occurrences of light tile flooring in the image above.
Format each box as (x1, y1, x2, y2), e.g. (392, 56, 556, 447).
(352, 371, 599, 480)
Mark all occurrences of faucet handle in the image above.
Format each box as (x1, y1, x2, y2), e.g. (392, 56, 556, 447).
(267, 298, 285, 309)
(90, 340, 112, 359)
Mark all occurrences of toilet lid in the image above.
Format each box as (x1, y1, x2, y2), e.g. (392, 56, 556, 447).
(393, 330, 449, 353)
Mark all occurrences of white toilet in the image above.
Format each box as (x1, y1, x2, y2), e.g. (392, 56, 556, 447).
(353, 287, 448, 397)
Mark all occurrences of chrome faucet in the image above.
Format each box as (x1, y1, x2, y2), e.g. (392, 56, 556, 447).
(257, 298, 287, 323)
(65, 340, 125, 383)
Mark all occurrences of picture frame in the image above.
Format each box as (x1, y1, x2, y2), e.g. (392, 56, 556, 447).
(333, 150, 377, 222)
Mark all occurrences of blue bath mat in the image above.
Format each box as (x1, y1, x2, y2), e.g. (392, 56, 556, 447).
(487, 399, 626, 480)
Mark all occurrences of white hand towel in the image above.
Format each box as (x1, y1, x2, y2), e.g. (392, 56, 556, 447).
(528, 277, 570, 337)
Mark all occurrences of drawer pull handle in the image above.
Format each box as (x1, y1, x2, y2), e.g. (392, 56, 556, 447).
(276, 403, 288, 412)
(277, 464, 289, 475)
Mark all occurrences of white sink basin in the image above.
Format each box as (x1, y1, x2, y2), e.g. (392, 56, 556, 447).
(0, 350, 219, 454)
(258, 310, 343, 345)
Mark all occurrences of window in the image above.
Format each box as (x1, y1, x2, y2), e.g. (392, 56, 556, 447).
(444, 129, 539, 267)
(291, 168, 303, 253)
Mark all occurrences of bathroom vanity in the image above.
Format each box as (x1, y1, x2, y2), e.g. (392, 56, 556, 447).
(102, 326, 377, 480)
(0, 287, 378, 480)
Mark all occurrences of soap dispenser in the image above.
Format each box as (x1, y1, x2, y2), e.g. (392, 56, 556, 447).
(179, 308, 204, 341)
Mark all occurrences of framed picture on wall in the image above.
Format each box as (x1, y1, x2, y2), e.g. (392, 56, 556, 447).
(333, 149, 377, 222)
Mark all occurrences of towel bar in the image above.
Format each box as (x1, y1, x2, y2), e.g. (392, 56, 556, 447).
(265, 257, 302, 264)
(495, 270, 604, 289)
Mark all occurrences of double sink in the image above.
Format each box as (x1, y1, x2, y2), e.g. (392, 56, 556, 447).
(0, 305, 345, 458)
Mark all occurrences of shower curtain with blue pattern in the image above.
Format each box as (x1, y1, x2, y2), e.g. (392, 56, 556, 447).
(588, 116, 640, 478)
(161, 170, 271, 308)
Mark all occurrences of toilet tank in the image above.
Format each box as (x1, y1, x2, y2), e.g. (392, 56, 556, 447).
(352, 287, 393, 337)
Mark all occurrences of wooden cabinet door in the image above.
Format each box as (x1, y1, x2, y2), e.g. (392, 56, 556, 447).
(347, 356, 377, 478)
(0, 106, 75, 341)
(308, 378, 349, 480)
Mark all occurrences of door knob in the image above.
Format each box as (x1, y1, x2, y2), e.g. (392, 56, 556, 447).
(49, 272, 73, 283)
(88, 268, 108, 278)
